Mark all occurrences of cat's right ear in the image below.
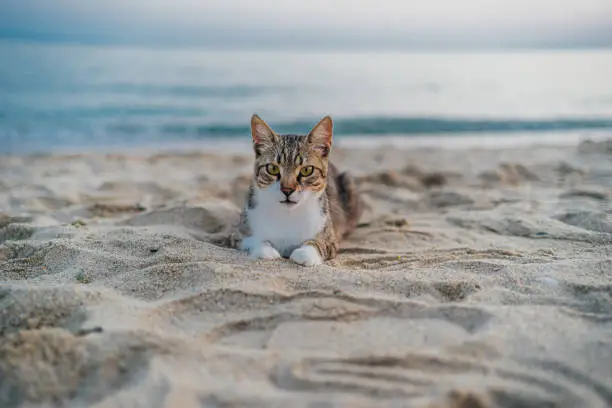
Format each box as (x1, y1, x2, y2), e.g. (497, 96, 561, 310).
(251, 114, 277, 156)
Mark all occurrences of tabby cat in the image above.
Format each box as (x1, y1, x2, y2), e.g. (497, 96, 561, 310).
(234, 114, 362, 266)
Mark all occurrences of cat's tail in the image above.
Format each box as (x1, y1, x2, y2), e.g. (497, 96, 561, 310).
(335, 170, 363, 237)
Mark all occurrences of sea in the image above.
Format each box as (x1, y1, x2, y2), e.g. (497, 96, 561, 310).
(1, 40, 612, 154)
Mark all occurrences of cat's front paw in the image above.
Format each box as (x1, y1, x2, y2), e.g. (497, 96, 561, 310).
(290, 245, 323, 266)
(241, 238, 281, 260)
(250, 244, 281, 260)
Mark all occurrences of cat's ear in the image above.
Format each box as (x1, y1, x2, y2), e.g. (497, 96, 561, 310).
(251, 114, 277, 156)
(307, 116, 333, 158)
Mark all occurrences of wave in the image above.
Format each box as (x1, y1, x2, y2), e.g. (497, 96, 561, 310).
(106, 116, 612, 137)
(3, 116, 612, 154)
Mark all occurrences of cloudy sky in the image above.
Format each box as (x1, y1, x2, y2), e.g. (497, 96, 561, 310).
(1, 0, 611, 48)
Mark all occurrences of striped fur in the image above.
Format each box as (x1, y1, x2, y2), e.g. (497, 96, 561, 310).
(234, 114, 363, 266)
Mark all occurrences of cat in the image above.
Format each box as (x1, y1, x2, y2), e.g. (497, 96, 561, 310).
(233, 114, 363, 266)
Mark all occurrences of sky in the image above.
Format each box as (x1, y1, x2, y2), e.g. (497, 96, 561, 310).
(1, 0, 611, 49)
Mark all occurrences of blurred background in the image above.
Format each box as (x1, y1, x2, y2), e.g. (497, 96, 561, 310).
(1, 0, 611, 154)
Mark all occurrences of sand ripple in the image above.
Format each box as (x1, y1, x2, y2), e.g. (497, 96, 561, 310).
(1, 141, 611, 407)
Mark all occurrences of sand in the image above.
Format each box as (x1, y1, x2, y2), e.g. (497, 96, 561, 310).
(0, 138, 611, 408)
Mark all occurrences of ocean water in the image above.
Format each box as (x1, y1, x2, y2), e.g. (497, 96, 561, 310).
(1, 40, 612, 153)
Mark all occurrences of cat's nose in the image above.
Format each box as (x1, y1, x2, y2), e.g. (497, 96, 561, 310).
(280, 186, 295, 196)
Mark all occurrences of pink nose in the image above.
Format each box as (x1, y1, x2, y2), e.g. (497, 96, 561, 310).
(280, 186, 295, 196)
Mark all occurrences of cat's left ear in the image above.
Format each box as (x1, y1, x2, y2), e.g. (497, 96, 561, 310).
(251, 114, 277, 156)
(307, 116, 333, 158)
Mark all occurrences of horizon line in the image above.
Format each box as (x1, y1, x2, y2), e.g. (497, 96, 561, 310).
(1, 32, 611, 52)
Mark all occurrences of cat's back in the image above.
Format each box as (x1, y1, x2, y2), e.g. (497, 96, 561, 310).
(325, 162, 363, 239)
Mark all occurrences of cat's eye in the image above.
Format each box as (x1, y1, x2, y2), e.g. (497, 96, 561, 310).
(266, 164, 280, 175)
(299, 166, 314, 177)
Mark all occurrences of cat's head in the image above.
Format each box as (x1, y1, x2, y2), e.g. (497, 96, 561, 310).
(249, 114, 333, 208)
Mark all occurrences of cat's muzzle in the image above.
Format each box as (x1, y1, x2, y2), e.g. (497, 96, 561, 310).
(280, 186, 298, 206)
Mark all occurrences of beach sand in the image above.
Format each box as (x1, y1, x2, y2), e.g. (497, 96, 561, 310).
(1, 138, 611, 407)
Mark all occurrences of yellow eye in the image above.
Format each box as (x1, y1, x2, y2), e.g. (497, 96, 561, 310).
(300, 166, 314, 177)
(266, 164, 280, 175)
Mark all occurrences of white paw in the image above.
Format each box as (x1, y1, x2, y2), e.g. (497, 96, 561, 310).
(290, 245, 323, 266)
(248, 243, 281, 260)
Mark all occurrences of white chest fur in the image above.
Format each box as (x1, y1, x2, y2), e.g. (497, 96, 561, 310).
(244, 187, 326, 257)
